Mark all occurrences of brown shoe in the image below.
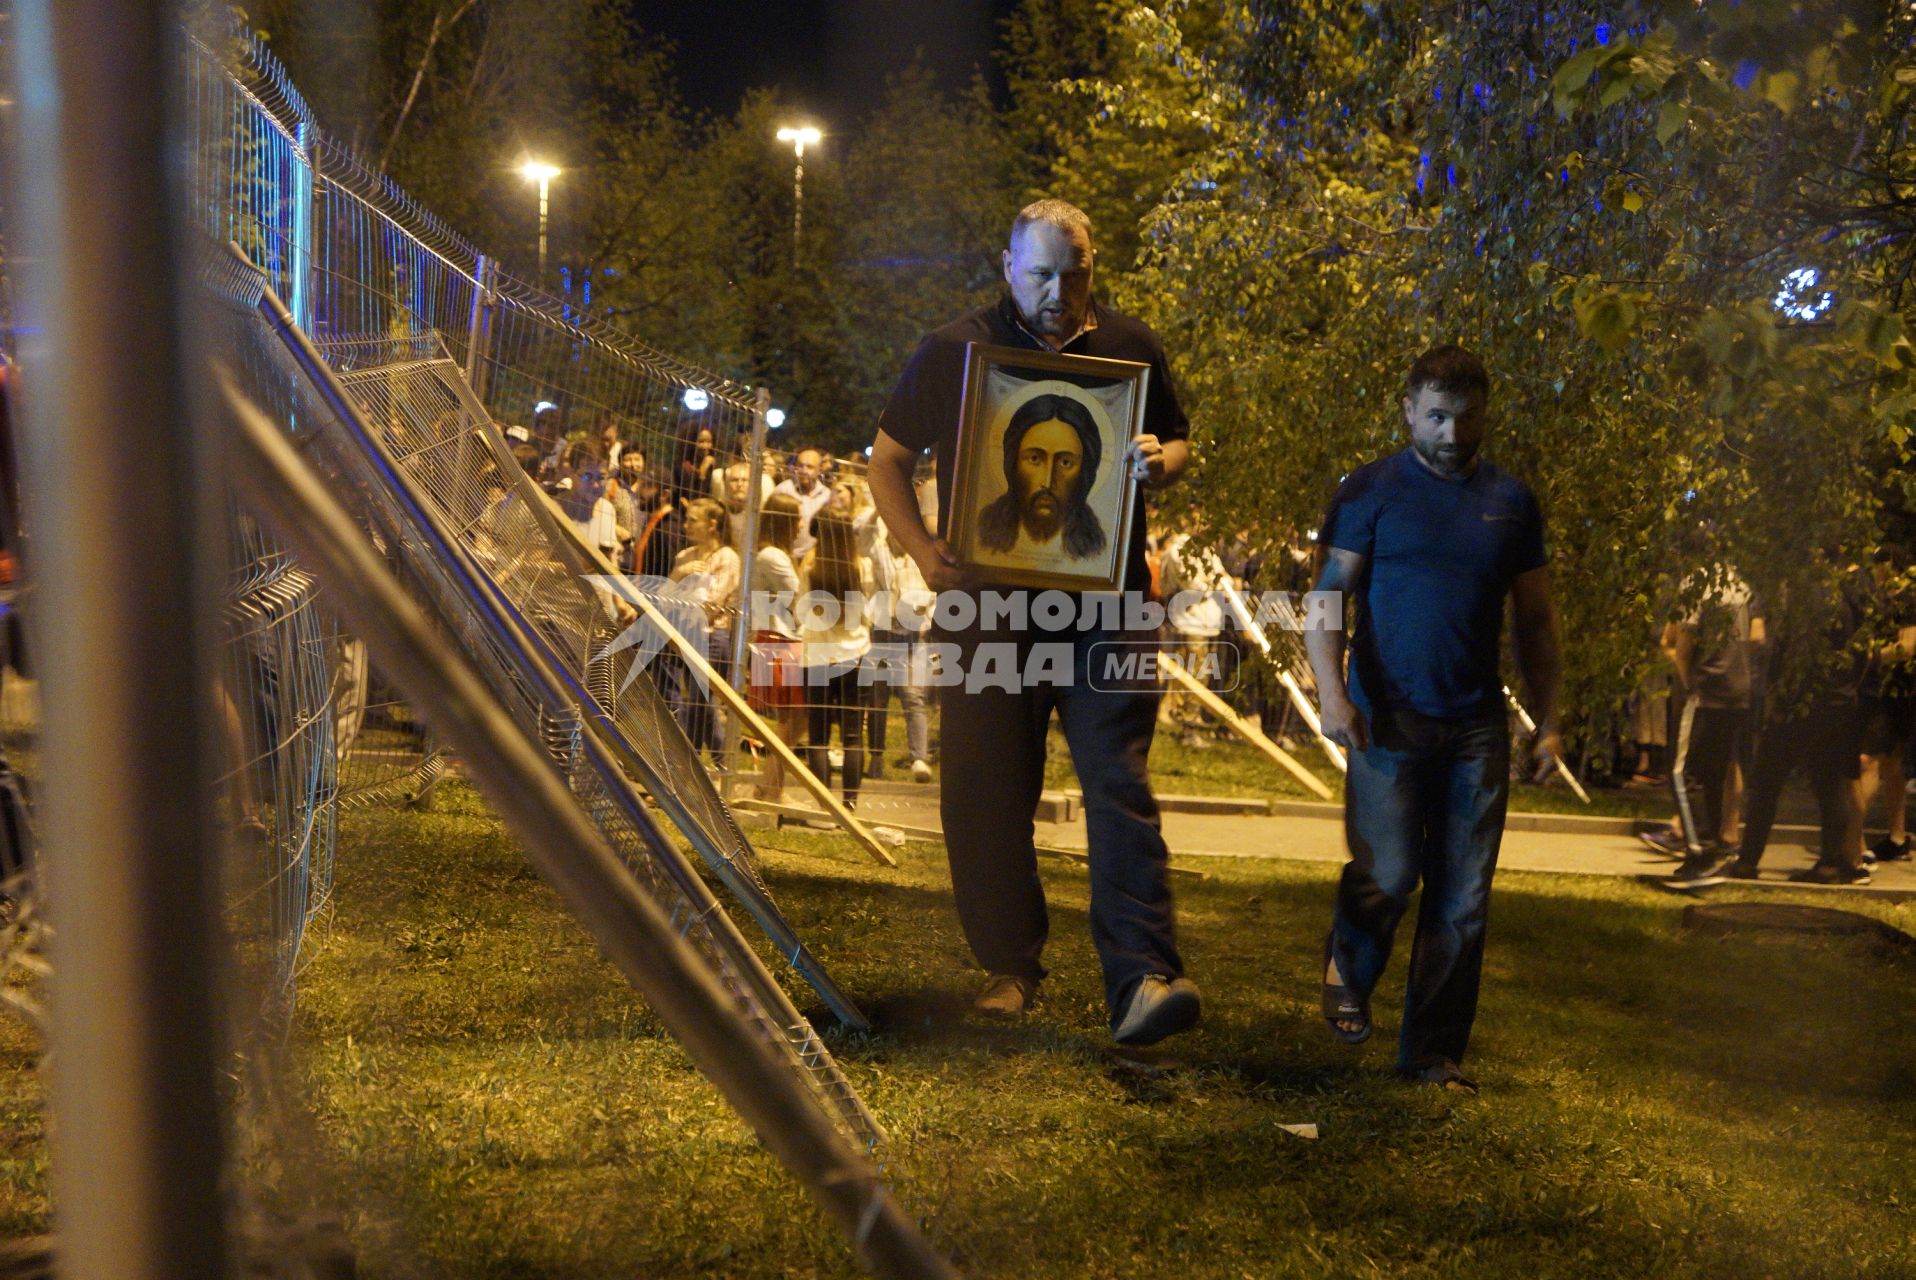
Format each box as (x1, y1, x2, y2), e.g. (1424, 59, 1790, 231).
(973, 974, 1038, 1016)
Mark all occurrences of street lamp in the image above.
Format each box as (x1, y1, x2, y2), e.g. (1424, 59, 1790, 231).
(774, 125, 821, 266)
(519, 159, 560, 276)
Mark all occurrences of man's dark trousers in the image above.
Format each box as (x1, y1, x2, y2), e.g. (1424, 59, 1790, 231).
(1668, 696, 1749, 856)
(1737, 702, 1863, 870)
(938, 612, 1182, 1026)
(1331, 704, 1510, 1073)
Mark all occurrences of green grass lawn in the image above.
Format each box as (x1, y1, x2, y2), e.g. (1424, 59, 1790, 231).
(1, 782, 1911, 1277)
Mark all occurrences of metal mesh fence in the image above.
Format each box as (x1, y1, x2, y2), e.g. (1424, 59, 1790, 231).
(217, 514, 338, 986)
(316, 336, 867, 1024)
(170, 4, 888, 1152)
(209, 259, 881, 1152)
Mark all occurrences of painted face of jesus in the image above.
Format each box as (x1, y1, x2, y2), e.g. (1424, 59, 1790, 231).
(1014, 417, 1084, 542)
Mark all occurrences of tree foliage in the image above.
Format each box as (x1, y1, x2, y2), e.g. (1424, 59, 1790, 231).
(1063, 0, 1915, 748)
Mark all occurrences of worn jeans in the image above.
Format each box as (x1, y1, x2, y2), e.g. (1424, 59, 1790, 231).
(939, 618, 1181, 1023)
(868, 628, 932, 765)
(1331, 704, 1510, 1073)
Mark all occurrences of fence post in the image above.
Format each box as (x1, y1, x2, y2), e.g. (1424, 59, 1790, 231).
(9, 3, 234, 1277)
(291, 120, 316, 331)
(464, 253, 496, 404)
(721, 386, 771, 797)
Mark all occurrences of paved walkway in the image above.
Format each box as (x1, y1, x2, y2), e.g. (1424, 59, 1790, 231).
(774, 783, 1916, 901)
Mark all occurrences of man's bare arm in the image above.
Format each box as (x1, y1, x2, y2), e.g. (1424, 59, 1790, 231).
(1510, 565, 1563, 762)
(1304, 546, 1370, 753)
(1660, 619, 1694, 689)
(867, 430, 973, 591)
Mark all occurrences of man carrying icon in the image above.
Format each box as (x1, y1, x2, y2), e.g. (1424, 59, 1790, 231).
(866, 198, 1201, 1046)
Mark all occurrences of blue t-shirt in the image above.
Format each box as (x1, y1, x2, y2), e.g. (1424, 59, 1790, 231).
(1320, 448, 1547, 720)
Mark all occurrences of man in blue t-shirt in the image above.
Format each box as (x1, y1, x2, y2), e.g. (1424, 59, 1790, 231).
(1304, 344, 1562, 1094)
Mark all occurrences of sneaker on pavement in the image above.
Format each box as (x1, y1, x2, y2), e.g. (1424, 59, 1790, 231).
(1665, 852, 1735, 889)
(1869, 835, 1913, 863)
(1724, 859, 1761, 880)
(1112, 974, 1202, 1046)
(1788, 862, 1871, 886)
(910, 758, 933, 784)
(973, 974, 1038, 1016)
(1637, 827, 1687, 858)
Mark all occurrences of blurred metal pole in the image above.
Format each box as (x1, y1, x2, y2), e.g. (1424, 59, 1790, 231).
(8, 3, 233, 1279)
(464, 253, 496, 402)
(722, 386, 771, 798)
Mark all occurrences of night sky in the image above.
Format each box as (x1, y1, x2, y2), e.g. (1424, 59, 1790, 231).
(622, 0, 1020, 127)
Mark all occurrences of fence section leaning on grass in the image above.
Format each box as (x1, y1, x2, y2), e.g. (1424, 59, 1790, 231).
(211, 247, 884, 1152)
(175, 20, 833, 985)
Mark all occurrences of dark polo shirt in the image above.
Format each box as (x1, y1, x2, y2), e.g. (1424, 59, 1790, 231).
(1322, 447, 1547, 720)
(877, 297, 1190, 594)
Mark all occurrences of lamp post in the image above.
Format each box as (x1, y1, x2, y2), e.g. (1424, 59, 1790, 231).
(518, 159, 560, 276)
(774, 125, 820, 267)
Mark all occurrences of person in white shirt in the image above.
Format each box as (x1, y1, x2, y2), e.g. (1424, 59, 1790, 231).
(748, 493, 805, 800)
(1157, 519, 1225, 748)
(771, 446, 833, 558)
(799, 511, 875, 809)
(669, 497, 743, 760)
(876, 521, 935, 782)
(586, 476, 623, 563)
(719, 459, 774, 549)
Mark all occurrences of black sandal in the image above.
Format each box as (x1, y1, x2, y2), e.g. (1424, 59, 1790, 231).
(1320, 932, 1371, 1045)
(1402, 1059, 1478, 1095)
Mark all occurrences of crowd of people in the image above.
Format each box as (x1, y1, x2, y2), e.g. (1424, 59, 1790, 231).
(1624, 560, 1914, 888)
(503, 398, 1327, 820)
(496, 407, 945, 812)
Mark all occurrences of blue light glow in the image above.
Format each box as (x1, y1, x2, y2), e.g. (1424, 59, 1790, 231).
(683, 387, 710, 412)
(765, 407, 786, 429)
(1773, 267, 1834, 320)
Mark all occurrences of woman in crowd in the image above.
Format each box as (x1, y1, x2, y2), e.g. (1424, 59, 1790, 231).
(667, 497, 742, 760)
(675, 426, 720, 504)
(748, 493, 805, 800)
(799, 505, 874, 810)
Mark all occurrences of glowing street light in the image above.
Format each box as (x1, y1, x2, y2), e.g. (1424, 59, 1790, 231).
(519, 159, 561, 275)
(774, 125, 822, 265)
(764, 407, 786, 429)
(682, 387, 710, 413)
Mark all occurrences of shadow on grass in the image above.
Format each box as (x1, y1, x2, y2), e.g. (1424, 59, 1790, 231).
(277, 789, 1916, 1278)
